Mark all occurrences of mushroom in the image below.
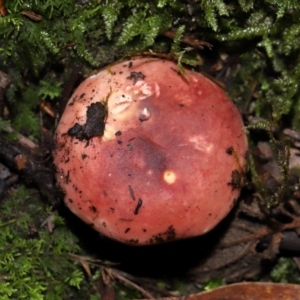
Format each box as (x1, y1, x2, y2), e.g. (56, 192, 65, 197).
(53, 57, 248, 245)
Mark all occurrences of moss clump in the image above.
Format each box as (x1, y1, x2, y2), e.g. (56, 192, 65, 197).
(0, 185, 99, 299)
(270, 257, 300, 284)
(2, 1, 300, 134)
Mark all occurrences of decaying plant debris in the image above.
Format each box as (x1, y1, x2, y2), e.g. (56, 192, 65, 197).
(2, 1, 300, 299)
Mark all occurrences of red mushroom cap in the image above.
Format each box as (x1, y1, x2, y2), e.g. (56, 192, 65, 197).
(53, 57, 248, 245)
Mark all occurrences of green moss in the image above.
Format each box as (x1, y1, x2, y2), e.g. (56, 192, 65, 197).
(2, 0, 300, 132)
(203, 278, 225, 291)
(270, 257, 300, 284)
(0, 186, 98, 299)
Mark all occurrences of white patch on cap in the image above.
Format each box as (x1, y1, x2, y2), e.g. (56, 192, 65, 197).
(191, 75, 199, 83)
(109, 93, 133, 115)
(102, 81, 155, 141)
(103, 123, 122, 140)
(189, 135, 214, 153)
(139, 107, 151, 121)
(126, 82, 153, 100)
(154, 82, 160, 97)
(136, 81, 152, 97)
(88, 73, 99, 79)
(88, 69, 106, 79)
(202, 226, 211, 234)
(102, 91, 137, 141)
(163, 170, 177, 184)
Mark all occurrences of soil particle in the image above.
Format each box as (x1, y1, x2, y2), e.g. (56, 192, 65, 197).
(67, 102, 107, 141)
(228, 169, 243, 189)
(133, 199, 143, 215)
(149, 225, 176, 244)
(126, 71, 146, 85)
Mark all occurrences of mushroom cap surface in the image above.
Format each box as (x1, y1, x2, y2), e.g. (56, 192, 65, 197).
(53, 57, 248, 245)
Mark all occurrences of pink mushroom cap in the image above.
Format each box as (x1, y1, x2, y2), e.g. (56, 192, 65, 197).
(53, 57, 248, 245)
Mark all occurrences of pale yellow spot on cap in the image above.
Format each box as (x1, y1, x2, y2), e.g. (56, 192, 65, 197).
(163, 170, 177, 184)
(103, 123, 116, 140)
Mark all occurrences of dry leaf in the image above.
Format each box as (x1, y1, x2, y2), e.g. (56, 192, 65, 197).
(151, 282, 300, 300)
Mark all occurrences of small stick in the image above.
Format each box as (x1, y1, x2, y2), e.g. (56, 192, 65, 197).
(164, 30, 213, 50)
(0, 0, 8, 16)
(111, 269, 155, 300)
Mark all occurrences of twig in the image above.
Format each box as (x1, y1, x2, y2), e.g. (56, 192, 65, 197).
(209, 241, 255, 271)
(5, 126, 38, 149)
(0, 136, 58, 203)
(221, 218, 300, 248)
(111, 269, 155, 300)
(0, 0, 7, 17)
(164, 30, 213, 50)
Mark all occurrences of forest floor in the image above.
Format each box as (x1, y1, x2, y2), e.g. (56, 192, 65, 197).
(1, 49, 300, 300)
